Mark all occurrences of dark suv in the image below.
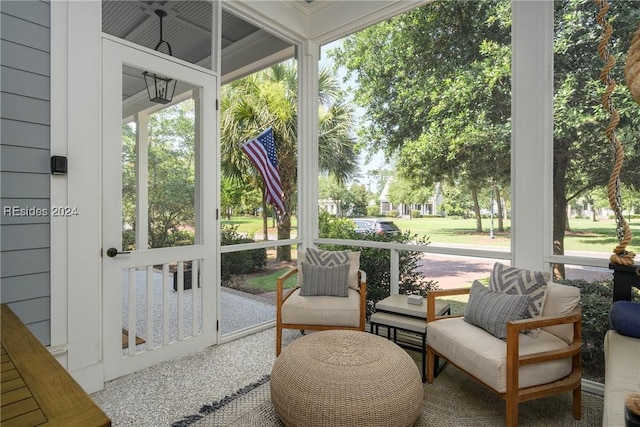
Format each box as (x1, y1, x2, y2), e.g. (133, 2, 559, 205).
(353, 218, 401, 236)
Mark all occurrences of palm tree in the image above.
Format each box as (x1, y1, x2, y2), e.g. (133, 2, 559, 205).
(221, 62, 358, 261)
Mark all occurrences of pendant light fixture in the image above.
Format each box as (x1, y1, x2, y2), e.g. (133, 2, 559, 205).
(143, 9, 177, 105)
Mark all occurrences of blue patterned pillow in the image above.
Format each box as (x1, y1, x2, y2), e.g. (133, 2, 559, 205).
(464, 281, 530, 340)
(299, 262, 350, 297)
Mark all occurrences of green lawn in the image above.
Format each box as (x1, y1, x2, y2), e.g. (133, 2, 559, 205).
(221, 216, 297, 237)
(393, 216, 639, 253)
(221, 215, 639, 254)
(246, 268, 297, 292)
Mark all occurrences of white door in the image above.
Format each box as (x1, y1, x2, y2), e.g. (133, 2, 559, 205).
(102, 38, 218, 380)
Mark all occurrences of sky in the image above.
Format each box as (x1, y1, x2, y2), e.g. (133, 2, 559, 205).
(320, 40, 388, 192)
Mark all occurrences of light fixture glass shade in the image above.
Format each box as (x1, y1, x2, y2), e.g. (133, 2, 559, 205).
(143, 71, 177, 104)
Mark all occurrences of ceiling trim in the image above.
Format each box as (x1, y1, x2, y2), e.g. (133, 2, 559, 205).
(222, 44, 295, 84)
(308, 0, 432, 45)
(221, 29, 295, 83)
(226, 1, 432, 48)
(223, 1, 308, 45)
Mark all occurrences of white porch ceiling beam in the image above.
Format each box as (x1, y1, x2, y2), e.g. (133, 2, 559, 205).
(308, 0, 432, 45)
(224, 1, 308, 44)
(228, 1, 432, 48)
(221, 29, 294, 84)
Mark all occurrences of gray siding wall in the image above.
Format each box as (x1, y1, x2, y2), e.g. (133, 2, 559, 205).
(1, 0, 51, 344)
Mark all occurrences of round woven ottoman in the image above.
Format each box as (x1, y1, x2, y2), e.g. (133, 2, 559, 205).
(270, 330, 423, 427)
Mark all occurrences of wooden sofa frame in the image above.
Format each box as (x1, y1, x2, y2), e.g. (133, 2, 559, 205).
(426, 288, 582, 427)
(275, 268, 367, 356)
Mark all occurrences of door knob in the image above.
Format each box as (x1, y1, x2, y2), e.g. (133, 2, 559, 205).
(106, 247, 131, 257)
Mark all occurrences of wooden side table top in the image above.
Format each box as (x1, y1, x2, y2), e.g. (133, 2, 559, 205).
(1, 304, 111, 427)
(375, 294, 450, 318)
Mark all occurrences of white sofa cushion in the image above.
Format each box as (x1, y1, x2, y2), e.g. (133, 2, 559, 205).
(603, 330, 640, 427)
(281, 288, 361, 327)
(541, 281, 581, 344)
(427, 317, 573, 393)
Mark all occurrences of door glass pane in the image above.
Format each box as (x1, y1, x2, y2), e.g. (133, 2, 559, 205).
(122, 65, 198, 250)
(147, 99, 196, 249)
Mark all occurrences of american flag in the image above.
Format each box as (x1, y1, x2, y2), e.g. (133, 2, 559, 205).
(241, 127, 285, 214)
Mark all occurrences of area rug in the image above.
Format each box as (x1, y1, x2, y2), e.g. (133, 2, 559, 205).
(172, 365, 603, 427)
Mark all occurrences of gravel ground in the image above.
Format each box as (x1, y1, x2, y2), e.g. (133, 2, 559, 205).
(94, 271, 284, 426)
(92, 326, 299, 426)
(121, 269, 276, 354)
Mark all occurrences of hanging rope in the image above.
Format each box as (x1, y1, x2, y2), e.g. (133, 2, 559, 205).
(626, 23, 640, 104)
(595, 0, 636, 266)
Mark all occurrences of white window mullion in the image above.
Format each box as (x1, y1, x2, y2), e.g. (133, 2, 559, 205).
(135, 113, 149, 250)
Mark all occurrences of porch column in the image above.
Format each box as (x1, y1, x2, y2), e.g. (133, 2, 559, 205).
(297, 40, 320, 250)
(511, 0, 554, 271)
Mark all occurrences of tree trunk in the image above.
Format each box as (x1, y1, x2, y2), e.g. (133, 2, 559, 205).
(277, 212, 291, 261)
(261, 187, 268, 242)
(552, 152, 569, 280)
(495, 185, 504, 232)
(277, 190, 292, 262)
(471, 187, 482, 232)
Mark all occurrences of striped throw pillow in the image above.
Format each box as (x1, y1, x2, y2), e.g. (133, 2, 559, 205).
(299, 262, 350, 297)
(464, 280, 530, 340)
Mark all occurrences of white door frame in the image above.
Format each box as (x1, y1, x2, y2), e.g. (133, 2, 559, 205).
(102, 37, 218, 380)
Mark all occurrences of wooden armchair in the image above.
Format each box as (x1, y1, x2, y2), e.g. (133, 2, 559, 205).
(426, 282, 582, 427)
(275, 268, 366, 356)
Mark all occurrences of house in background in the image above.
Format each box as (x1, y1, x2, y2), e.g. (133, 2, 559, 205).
(1, 0, 562, 393)
(379, 180, 442, 217)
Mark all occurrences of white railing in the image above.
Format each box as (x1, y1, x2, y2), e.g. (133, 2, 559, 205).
(122, 258, 203, 356)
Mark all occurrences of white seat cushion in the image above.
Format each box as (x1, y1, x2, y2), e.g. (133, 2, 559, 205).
(603, 330, 640, 427)
(427, 317, 572, 393)
(281, 288, 361, 327)
(541, 281, 580, 344)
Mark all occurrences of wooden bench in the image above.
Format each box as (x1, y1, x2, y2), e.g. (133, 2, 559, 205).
(1, 304, 111, 426)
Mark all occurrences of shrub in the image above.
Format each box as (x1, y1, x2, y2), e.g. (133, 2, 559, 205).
(387, 210, 398, 218)
(318, 213, 438, 317)
(220, 225, 266, 281)
(410, 210, 421, 218)
(122, 229, 135, 251)
(318, 211, 355, 239)
(366, 206, 381, 217)
(165, 230, 195, 247)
